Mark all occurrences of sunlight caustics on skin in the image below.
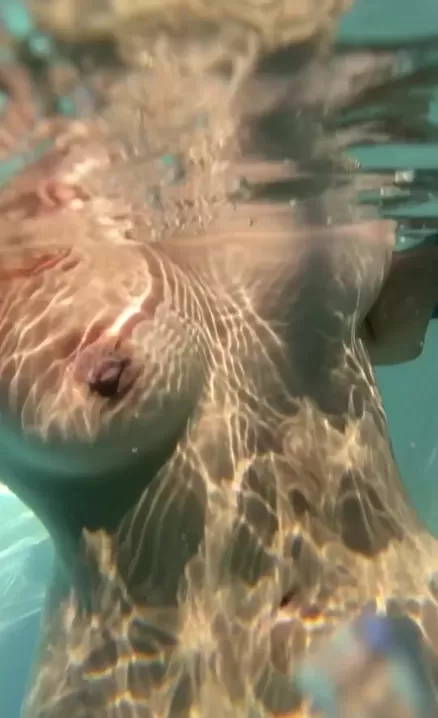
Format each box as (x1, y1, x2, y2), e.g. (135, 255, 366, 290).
(0, 19, 437, 718)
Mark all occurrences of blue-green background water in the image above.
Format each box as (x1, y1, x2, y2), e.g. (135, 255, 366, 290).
(1, 0, 438, 715)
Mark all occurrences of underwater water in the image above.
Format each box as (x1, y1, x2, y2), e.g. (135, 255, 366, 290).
(0, 0, 438, 716)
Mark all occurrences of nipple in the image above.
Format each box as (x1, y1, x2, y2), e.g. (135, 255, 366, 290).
(74, 340, 139, 400)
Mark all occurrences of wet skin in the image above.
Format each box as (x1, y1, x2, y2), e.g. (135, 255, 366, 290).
(0, 47, 437, 718)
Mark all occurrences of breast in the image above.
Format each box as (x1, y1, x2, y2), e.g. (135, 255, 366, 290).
(0, 193, 209, 488)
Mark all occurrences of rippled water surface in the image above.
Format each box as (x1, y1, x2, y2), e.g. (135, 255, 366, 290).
(2, 0, 438, 715)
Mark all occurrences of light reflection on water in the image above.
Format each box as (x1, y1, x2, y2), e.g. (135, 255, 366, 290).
(0, 487, 52, 636)
(1, 0, 438, 715)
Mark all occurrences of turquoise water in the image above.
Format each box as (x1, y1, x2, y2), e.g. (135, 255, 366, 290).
(1, 0, 438, 715)
(378, 325, 438, 529)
